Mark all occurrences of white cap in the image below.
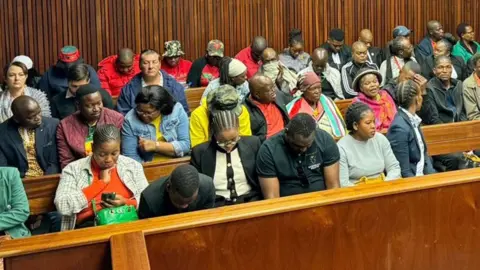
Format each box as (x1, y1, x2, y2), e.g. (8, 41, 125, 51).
(11, 55, 33, 70)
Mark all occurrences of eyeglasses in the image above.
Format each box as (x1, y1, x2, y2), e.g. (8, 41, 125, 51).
(217, 137, 241, 148)
(136, 108, 159, 117)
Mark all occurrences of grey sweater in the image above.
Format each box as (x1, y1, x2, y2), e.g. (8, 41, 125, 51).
(338, 133, 401, 187)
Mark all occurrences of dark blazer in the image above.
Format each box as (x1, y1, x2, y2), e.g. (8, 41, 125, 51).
(415, 36, 434, 59)
(420, 55, 467, 81)
(190, 136, 262, 196)
(0, 117, 60, 178)
(186, 57, 208, 87)
(368, 47, 385, 68)
(244, 93, 290, 142)
(138, 173, 215, 219)
(319, 43, 352, 70)
(386, 110, 436, 177)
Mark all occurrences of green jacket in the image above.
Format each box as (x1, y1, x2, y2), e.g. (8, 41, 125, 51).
(0, 167, 31, 238)
(452, 41, 480, 63)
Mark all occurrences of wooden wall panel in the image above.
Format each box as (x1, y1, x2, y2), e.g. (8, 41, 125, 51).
(144, 181, 480, 270)
(0, 0, 479, 79)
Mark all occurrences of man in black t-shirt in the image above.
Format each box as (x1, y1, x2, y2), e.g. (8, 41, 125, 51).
(256, 113, 340, 198)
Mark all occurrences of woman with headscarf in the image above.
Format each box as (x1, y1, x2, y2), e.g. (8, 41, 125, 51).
(11, 55, 42, 89)
(191, 110, 262, 207)
(279, 29, 310, 73)
(0, 62, 51, 123)
(286, 72, 346, 137)
(201, 57, 249, 104)
(352, 68, 397, 132)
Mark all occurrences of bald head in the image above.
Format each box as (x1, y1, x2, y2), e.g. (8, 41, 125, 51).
(359, 29, 374, 48)
(249, 74, 276, 104)
(116, 48, 135, 74)
(398, 61, 422, 83)
(427, 20, 444, 41)
(311, 48, 329, 75)
(11, 96, 42, 129)
(251, 36, 268, 62)
(261, 47, 277, 64)
(352, 41, 368, 64)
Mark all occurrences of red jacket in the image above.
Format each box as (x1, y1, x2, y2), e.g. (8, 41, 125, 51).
(56, 108, 124, 169)
(161, 58, 192, 85)
(235, 46, 262, 79)
(97, 55, 141, 96)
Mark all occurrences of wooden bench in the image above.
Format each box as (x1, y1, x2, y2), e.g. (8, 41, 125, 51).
(22, 120, 480, 216)
(111, 87, 206, 113)
(4, 168, 480, 269)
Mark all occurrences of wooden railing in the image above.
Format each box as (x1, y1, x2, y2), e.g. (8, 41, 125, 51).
(4, 168, 480, 269)
(22, 120, 480, 216)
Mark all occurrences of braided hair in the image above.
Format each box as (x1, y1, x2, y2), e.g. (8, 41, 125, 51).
(219, 57, 233, 85)
(92, 124, 121, 149)
(396, 79, 420, 109)
(345, 102, 372, 134)
(211, 110, 239, 136)
(285, 113, 316, 138)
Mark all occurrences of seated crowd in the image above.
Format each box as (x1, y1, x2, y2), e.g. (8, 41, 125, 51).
(3, 20, 480, 239)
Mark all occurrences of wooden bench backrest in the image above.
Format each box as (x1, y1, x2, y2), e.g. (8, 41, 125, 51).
(5, 168, 480, 269)
(23, 120, 480, 215)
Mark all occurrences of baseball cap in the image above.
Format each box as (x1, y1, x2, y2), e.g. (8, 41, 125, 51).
(393, 26, 412, 38)
(207, 84, 242, 115)
(206, 40, 225, 57)
(163, 40, 185, 57)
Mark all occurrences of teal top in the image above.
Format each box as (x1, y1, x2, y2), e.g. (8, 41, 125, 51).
(452, 41, 480, 63)
(0, 167, 31, 239)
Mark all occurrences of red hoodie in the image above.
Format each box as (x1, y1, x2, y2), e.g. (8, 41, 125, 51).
(97, 54, 141, 96)
(161, 58, 192, 86)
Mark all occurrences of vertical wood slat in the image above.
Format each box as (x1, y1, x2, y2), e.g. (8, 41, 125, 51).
(0, 0, 478, 81)
(110, 231, 151, 270)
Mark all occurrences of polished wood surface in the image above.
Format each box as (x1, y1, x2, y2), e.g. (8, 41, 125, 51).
(185, 87, 206, 112)
(23, 120, 480, 216)
(3, 167, 480, 270)
(1, 0, 477, 80)
(111, 232, 151, 270)
(3, 242, 111, 270)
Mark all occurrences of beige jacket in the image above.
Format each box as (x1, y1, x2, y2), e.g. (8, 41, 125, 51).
(54, 155, 149, 231)
(463, 74, 480, 120)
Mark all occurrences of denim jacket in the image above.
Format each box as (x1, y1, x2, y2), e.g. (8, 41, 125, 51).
(121, 102, 190, 162)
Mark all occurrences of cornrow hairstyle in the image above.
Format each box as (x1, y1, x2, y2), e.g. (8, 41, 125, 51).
(211, 110, 239, 135)
(288, 29, 304, 46)
(396, 80, 420, 109)
(135, 85, 175, 115)
(345, 102, 373, 134)
(170, 164, 200, 198)
(92, 124, 121, 149)
(285, 113, 316, 138)
(67, 63, 90, 82)
(219, 57, 233, 85)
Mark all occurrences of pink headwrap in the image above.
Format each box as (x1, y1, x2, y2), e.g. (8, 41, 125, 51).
(300, 72, 321, 91)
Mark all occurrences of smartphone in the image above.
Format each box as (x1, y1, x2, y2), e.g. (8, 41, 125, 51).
(101, 192, 116, 202)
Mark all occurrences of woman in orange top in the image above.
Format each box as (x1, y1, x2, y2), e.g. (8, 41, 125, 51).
(54, 124, 149, 230)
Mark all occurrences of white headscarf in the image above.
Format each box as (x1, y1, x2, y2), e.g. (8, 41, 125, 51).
(228, 59, 247, 77)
